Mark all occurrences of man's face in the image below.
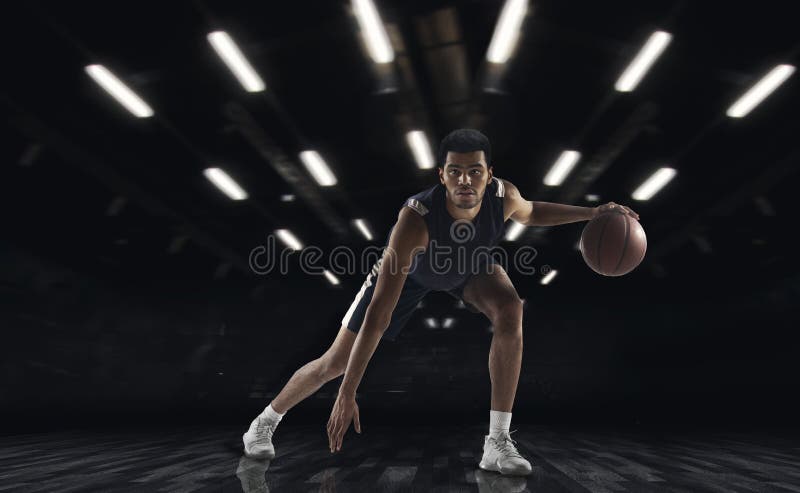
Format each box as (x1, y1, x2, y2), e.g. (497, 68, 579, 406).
(438, 151, 493, 210)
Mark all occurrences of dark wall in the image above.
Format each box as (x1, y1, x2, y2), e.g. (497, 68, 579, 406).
(2, 241, 798, 433)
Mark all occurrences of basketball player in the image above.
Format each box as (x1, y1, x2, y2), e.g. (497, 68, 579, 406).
(243, 129, 638, 476)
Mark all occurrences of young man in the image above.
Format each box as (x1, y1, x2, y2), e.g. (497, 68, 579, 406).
(243, 129, 638, 476)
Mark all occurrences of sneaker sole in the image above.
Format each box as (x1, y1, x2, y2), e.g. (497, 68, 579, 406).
(478, 459, 532, 477)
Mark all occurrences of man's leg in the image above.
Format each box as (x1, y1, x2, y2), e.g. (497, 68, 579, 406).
(242, 326, 356, 458)
(462, 264, 531, 476)
(244, 269, 425, 458)
(270, 325, 357, 414)
(462, 264, 524, 413)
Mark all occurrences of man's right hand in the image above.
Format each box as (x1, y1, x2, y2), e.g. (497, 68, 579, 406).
(326, 392, 361, 453)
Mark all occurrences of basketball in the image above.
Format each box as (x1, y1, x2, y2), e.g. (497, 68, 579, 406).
(580, 211, 647, 276)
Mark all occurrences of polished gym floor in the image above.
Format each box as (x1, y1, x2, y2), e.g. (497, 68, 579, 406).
(1, 425, 799, 492)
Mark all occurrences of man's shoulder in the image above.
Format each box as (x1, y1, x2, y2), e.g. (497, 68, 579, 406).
(404, 183, 440, 216)
(395, 206, 429, 245)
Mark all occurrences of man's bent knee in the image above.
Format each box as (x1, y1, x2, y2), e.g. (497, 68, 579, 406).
(316, 326, 356, 377)
(313, 355, 344, 381)
(318, 349, 351, 380)
(489, 297, 524, 335)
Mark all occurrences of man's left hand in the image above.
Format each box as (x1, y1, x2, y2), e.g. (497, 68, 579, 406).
(593, 202, 639, 220)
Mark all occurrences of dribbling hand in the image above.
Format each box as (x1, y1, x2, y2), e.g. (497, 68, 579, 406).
(593, 201, 639, 220)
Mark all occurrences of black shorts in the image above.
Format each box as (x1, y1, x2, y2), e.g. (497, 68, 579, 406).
(341, 273, 482, 342)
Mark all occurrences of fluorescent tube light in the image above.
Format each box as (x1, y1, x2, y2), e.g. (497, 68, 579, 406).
(203, 167, 248, 200)
(207, 31, 266, 92)
(543, 150, 581, 186)
(726, 64, 795, 118)
(406, 130, 435, 169)
(324, 270, 340, 285)
(300, 150, 337, 186)
(615, 31, 672, 92)
(352, 0, 394, 63)
(275, 229, 304, 251)
(353, 219, 374, 240)
(505, 221, 526, 241)
(632, 167, 676, 201)
(540, 269, 557, 285)
(486, 0, 529, 64)
(85, 64, 154, 117)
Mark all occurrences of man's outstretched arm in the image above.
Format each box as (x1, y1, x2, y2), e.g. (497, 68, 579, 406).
(327, 206, 428, 453)
(501, 179, 639, 226)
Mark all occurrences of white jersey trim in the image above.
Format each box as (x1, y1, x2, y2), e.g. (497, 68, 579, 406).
(494, 177, 505, 197)
(405, 198, 429, 216)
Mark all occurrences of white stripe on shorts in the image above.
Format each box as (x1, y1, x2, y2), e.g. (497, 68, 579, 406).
(341, 273, 375, 328)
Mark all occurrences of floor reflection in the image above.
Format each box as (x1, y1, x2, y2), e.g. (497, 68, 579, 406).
(474, 469, 529, 493)
(0, 425, 797, 491)
(236, 455, 271, 493)
(234, 453, 533, 493)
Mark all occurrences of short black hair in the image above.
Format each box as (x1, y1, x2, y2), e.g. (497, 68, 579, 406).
(437, 129, 491, 167)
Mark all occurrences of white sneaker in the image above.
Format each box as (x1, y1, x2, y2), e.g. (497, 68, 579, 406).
(242, 413, 278, 459)
(478, 431, 532, 476)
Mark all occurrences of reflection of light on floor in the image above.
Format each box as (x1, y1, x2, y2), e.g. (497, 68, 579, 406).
(1, 427, 786, 490)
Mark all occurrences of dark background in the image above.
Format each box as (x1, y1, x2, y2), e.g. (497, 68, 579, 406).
(1, 0, 798, 433)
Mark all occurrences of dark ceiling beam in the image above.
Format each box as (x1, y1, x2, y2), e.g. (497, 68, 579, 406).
(196, 1, 358, 239)
(224, 102, 349, 237)
(1, 94, 252, 274)
(649, 149, 800, 261)
(556, 102, 659, 204)
(395, 17, 444, 137)
(508, 103, 656, 245)
(25, 1, 290, 236)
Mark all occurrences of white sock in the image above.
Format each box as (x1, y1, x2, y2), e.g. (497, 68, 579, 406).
(262, 403, 285, 425)
(489, 410, 512, 438)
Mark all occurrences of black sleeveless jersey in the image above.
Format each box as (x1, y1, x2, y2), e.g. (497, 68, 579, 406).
(400, 177, 507, 291)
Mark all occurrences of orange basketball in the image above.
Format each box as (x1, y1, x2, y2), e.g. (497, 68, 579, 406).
(580, 211, 647, 276)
